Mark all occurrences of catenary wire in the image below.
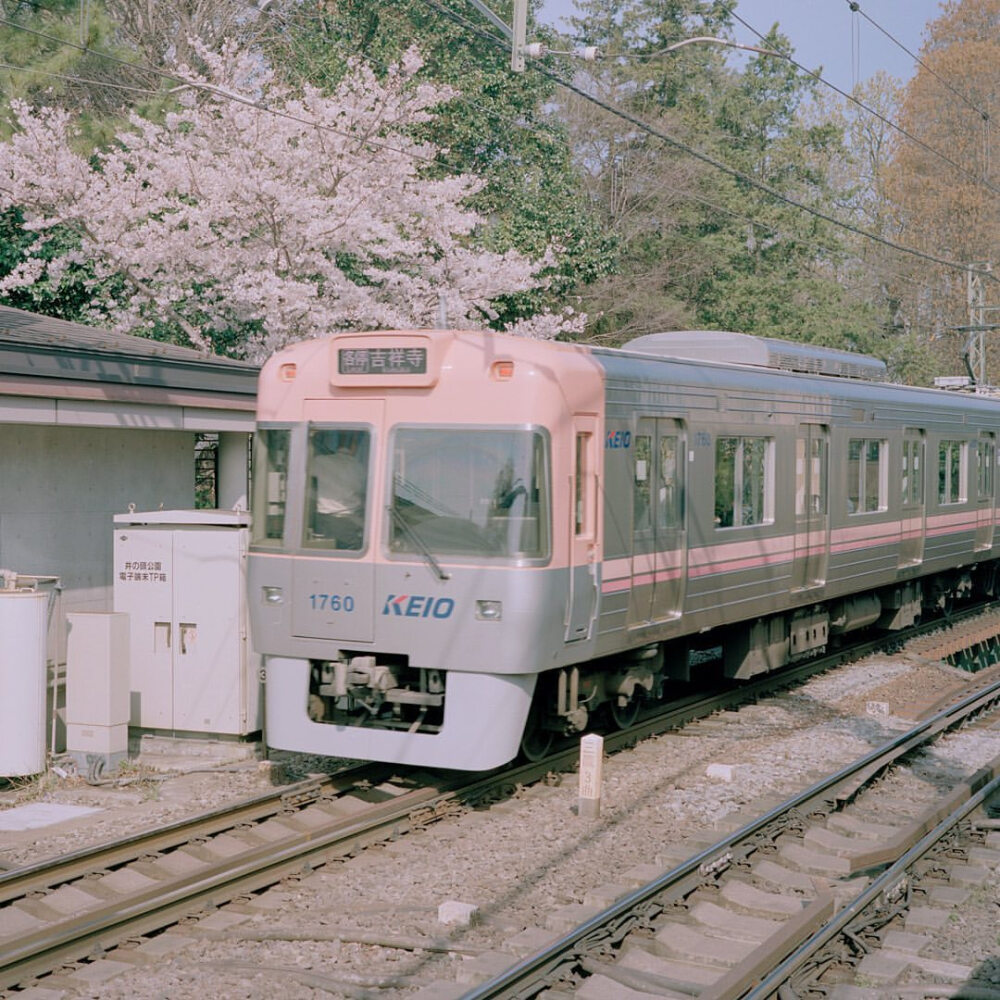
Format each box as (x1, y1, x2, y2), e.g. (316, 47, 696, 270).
(0, 1, 984, 313)
(0, 58, 163, 98)
(422, 0, 996, 285)
(843, 0, 991, 123)
(242, 0, 951, 302)
(0, 0, 979, 294)
(719, 4, 999, 197)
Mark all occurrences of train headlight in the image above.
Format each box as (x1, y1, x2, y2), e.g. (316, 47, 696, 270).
(262, 586, 284, 605)
(476, 600, 503, 621)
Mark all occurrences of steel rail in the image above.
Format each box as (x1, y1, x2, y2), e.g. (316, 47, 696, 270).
(460, 673, 1000, 999)
(0, 769, 381, 905)
(1, 743, 632, 988)
(744, 762, 1000, 999)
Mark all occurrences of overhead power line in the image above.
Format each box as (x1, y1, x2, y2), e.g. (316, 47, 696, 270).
(719, 4, 1000, 198)
(250, 0, 955, 306)
(425, 0, 996, 285)
(507, 0, 998, 201)
(0, 57, 161, 97)
(0, 0, 991, 303)
(843, 0, 991, 123)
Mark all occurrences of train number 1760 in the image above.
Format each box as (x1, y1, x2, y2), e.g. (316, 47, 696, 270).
(308, 593, 355, 612)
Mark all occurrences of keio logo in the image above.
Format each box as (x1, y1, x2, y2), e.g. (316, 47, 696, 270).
(382, 595, 455, 619)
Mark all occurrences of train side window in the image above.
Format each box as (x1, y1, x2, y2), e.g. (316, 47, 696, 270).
(938, 440, 968, 505)
(902, 434, 925, 506)
(715, 436, 773, 528)
(657, 435, 681, 529)
(977, 434, 995, 500)
(575, 431, 595, 537)
(795, 429, 827, 517)
(847, 438, 887, 513)
(250, 427, 291, 545)
(633, 434, 652, 532)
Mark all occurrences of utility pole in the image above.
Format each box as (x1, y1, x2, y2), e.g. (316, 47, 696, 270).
(511, 0, 527, 72)
(963, 262, 997, 386)
(461, 0, 526, 71)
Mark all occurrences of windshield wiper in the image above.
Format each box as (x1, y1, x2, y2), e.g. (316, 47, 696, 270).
(387, 504, 450, 581)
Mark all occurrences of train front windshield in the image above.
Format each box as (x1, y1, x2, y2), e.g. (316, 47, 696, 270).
(390, 428, 550, 560)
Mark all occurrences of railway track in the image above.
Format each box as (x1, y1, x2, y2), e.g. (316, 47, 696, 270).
(0, 761, 477, 992)
(461, 675, 1000, 1000)
(2, 607, 1000, 995)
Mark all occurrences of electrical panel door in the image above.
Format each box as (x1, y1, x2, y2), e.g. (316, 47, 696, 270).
(171, 528, 247, 733)
(113, 526, 174, 728)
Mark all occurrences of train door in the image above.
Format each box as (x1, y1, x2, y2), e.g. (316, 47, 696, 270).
(566, 415, 599, 642)
(628, 418, 686, 627)
(290, 398, 383, 644)
(791, 424, 829, 591)
(899, 429, 926, 567)
(975, 432, 996, 552)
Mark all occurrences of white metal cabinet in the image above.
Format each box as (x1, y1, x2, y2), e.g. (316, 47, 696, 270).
(113, 510, 260, 735)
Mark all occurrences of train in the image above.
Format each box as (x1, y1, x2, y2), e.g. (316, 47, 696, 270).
(247, 328, 1000, 770)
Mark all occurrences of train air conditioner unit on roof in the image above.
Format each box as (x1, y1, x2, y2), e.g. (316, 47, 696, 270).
(622, 331, 888, 382)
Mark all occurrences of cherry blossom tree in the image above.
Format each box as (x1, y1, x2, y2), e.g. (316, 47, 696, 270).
(0, 44, 583, 358)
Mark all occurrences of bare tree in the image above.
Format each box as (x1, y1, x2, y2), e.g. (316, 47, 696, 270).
(884, 0, 999, 365)
(104, 0, 277, 73)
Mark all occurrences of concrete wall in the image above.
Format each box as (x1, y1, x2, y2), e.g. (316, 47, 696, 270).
(0, 424, 195, 660)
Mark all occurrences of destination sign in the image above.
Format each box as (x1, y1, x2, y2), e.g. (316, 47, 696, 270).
(338, 347, 427, 375)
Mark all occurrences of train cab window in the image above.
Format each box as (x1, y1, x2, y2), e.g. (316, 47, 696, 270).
(977, 434, 995, 500)
(902, 435, 925, 506)
(938, 440, 968, 505)
(250, 427, 290, 546)
(715, 436, 773, 528)
(847, 438, 886, 513)
(390, 428, 549, 559)
(304, 427, 371, 551)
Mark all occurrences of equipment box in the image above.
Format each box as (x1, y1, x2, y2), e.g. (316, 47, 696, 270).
(113, 510, 260, 736)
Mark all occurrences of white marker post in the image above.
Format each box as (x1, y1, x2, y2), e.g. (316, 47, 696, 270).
(578, 733, 604, 819)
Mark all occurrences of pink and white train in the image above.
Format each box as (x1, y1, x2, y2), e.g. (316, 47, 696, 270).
(247, 329, 1000, 769)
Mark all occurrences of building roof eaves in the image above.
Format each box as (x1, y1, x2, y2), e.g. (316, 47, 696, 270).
(0, 306, 259, 397)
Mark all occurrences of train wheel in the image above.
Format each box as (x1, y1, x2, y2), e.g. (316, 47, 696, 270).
(609, 691, 642, 729)
(520, 698, 553, 761)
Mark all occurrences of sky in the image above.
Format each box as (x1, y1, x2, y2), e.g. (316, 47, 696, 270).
(537, 0, 948, 94)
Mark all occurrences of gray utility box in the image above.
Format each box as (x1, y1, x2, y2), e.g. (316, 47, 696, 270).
(113, 509, 261, 736)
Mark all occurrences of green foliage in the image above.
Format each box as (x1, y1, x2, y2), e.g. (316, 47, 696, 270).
(0, 1, 150, 146)
(553, 2, 872, 351)
(0, 208, 103, 319)
(258, 0, 613, 329)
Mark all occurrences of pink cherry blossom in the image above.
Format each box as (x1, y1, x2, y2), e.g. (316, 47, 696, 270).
(0, 44, 583, 358)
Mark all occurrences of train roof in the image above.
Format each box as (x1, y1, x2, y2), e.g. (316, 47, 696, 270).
(621, 331, 888, 382)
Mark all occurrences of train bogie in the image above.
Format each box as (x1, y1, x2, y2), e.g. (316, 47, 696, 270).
(248, 328, 1000, 769)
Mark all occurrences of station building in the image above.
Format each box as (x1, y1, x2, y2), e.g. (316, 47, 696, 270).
(0, 305, 259, 665)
